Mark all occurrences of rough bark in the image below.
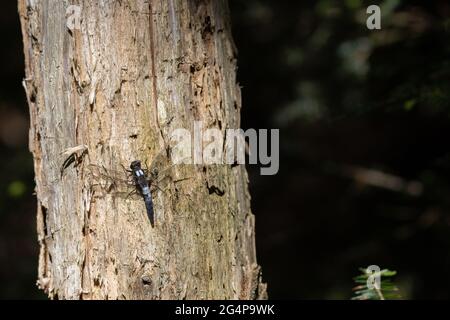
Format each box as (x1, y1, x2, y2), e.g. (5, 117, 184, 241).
(18, 0, 266, 300)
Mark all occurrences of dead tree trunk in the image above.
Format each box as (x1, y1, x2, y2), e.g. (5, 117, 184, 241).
(18, 0, 266, 299)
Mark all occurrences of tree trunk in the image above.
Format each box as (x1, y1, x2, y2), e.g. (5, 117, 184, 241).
(18, 0, 266, 300)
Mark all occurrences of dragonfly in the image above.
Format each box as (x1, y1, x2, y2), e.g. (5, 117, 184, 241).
(130, 160, 154, 224)
(87, 152, 180, 227)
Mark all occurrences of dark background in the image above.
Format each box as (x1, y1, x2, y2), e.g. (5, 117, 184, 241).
(1, 0, 450, 299)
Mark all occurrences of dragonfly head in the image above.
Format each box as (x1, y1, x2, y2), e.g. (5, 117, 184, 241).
(130, 160, 142, 171)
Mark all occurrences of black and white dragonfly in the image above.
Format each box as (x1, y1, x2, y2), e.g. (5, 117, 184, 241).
(130, 160, 154, 224)
(87, 154, 178, 227)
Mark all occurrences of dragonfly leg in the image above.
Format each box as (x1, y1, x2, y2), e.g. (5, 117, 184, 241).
(120, 163, 133, 175)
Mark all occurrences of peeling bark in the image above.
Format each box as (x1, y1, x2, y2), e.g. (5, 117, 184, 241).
(19, 0, 266, 299)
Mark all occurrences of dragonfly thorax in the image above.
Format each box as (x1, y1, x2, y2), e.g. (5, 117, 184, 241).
(130, 160, 146, 179)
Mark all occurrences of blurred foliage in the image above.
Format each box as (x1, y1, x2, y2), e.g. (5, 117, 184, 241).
(230, 0, 450, 299)
(352, 267, 401, 300)
(7, 181, 27, 199)
(232, 0, 450, 126)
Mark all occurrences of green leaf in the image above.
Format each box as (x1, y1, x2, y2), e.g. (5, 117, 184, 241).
(352, 266, 401, 300)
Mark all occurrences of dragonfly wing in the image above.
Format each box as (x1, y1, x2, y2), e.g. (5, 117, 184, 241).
(147, 150, 180, 183)
(145, 150, 192, 189)
(87, 164, 136, 195)
(107, 190, 143, 201)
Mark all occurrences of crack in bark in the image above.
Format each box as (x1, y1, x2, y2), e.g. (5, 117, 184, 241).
(206, 182, 225, 196)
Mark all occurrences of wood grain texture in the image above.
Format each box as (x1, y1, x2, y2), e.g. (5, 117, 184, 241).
(18, 0, 266, 299)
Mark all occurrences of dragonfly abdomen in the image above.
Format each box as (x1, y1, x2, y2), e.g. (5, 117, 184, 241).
(143, 194, 154, 226)
(130, 160, 155, 226)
